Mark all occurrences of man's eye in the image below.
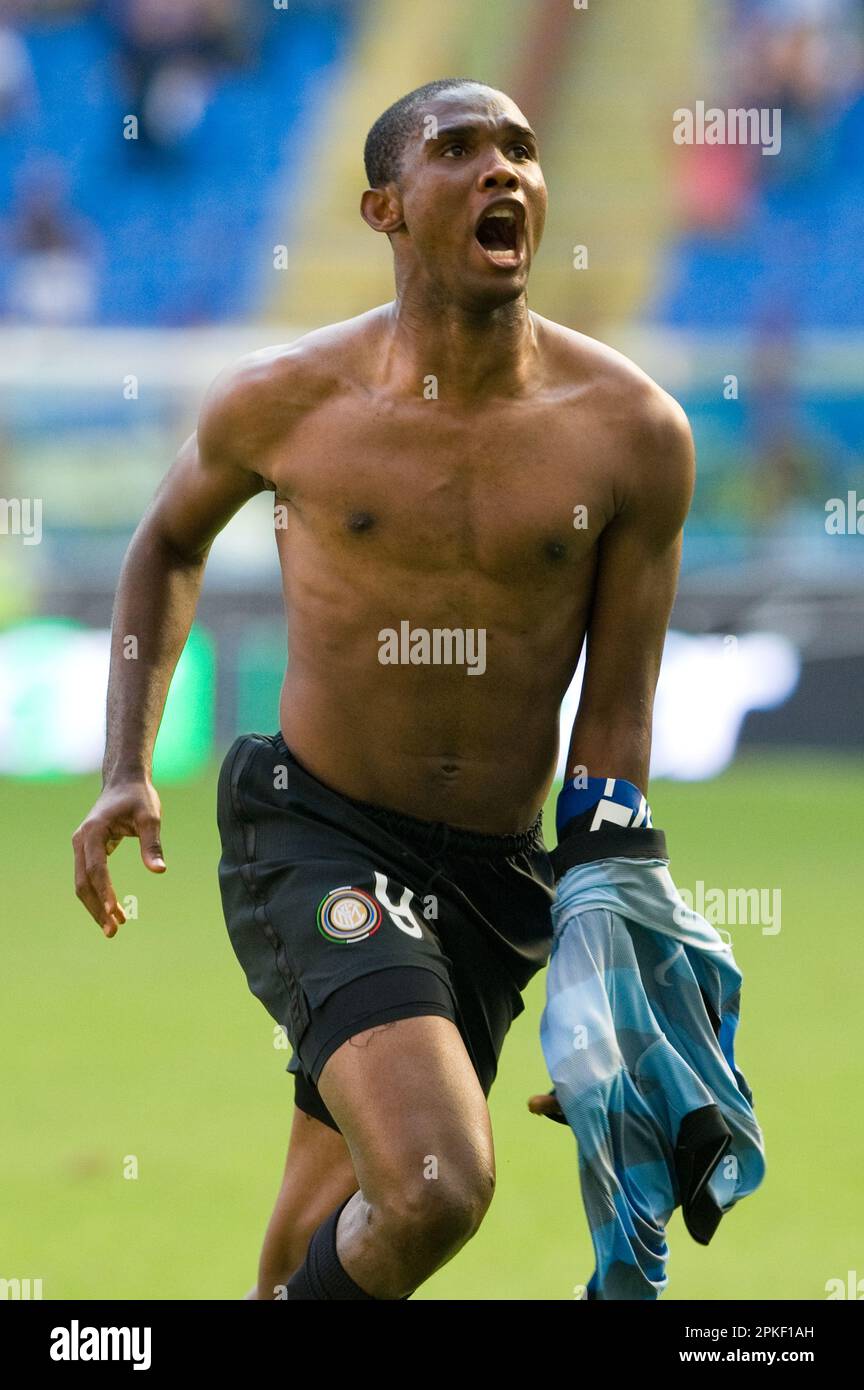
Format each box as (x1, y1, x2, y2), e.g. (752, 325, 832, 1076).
(442, 143, 466, 157)
(510, 144, 532, 160)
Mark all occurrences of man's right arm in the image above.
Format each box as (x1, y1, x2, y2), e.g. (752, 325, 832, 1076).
(73, 364, 269, 937)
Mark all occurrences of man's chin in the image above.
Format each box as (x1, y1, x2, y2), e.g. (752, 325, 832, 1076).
(458, 266, 529, 312)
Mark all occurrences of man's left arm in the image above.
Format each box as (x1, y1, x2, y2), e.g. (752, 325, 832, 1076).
(563, 390, 695, 798)
(529, 389, 695, 1121)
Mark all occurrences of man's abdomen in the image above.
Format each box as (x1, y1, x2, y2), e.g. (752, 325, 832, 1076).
(278, 657, 567, 835)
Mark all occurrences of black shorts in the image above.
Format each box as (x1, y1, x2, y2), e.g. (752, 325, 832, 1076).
(216, 731, 555, 1133)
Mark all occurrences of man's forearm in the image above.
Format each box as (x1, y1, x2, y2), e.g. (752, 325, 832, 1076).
(564, 710, 652, 798)
(102, 524, 207, 785)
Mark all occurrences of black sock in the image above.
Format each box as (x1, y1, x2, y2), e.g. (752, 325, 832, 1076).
(281, 1195, 376, 1301)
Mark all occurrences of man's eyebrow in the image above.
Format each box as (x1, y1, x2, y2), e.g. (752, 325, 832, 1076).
(430, 120, 537, 143)
(430, 122, 478, 142)
(504, 124, 537, 143)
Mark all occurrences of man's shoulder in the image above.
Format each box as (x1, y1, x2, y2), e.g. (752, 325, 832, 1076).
(535, 314, 690, 440)
(198, 307, 389, 455)
(536, 316, 694, 518)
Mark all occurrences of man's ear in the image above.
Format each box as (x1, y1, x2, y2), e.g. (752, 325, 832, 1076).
(361, 186, 404, 235)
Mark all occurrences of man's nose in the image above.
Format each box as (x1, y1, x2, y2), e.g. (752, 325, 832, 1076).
(477, 159, 520, 192)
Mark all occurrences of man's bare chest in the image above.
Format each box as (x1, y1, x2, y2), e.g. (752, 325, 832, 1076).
(266, 397, 618, 581)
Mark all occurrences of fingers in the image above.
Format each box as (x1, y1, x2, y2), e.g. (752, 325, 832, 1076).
(135, 813, 166, 873)
(85, 837, 125, 937)
(73, 794, 164, 938)
(527, 1091, 565, 1118)
(73, 825, 124, 936)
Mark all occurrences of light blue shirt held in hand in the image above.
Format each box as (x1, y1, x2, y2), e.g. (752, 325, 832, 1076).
(542, 777, 766, 1300)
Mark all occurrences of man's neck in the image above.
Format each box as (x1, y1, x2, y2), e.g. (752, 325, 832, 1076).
(382, 286, 539, 403)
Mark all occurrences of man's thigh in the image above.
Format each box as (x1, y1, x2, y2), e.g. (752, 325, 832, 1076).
(317, 1012, 494, 1203)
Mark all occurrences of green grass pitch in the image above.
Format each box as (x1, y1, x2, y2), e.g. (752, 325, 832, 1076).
(2, 751, 861, 1300)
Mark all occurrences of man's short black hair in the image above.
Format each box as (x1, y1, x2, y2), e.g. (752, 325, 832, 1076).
(364, 77, 489, 189)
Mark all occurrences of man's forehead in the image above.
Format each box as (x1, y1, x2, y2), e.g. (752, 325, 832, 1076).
(422, 86, 530, 132)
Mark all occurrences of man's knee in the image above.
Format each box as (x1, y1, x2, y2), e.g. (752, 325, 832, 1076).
(375, 1163, 495, 1268)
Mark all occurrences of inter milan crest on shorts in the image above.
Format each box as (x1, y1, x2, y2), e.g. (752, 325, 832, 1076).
(316, 887, 382, 943)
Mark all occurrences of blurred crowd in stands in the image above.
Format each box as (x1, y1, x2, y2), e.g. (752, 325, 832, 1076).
(0, 0, 350, 324)
(659, 0, 864, 326)
(655, 0, 864, 547)
(0, 0, 861, 336)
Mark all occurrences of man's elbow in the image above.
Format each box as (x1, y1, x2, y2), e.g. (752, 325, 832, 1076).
(124, 514, 210, 572)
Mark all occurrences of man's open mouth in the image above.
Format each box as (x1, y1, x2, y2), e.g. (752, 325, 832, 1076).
(474, 203, 525, 268)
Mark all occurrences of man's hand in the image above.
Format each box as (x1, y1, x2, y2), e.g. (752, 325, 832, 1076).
(73, 780, 165, 938)
(527, 1089, 566, 1122)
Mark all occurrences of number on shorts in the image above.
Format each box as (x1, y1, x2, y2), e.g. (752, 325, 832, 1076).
(373, 871, 424, 938)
